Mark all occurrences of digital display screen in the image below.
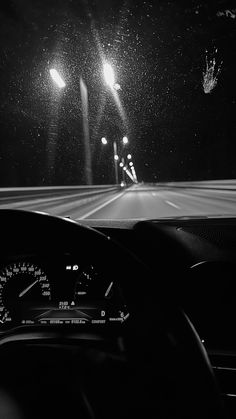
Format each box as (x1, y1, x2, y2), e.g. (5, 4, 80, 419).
(19, 300, 129, 326)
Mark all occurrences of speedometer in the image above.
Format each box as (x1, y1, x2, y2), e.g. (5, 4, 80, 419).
(0, 262, 51, 325)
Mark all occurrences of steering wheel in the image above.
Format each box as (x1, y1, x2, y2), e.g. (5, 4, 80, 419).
(0, 210, 225, 419)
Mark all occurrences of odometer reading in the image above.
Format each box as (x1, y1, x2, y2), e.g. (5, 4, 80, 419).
(0, 262, 51, 325)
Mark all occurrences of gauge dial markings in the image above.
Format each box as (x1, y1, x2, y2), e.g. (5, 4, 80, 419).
(0, 262, 51, 325)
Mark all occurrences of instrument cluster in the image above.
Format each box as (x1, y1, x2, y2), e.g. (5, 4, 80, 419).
(0, 254, 129, 330)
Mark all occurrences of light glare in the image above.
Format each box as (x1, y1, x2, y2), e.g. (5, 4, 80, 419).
(123, 136, 128, 145)
(101, 137, 108, 145)
(50, 69, 66, 88)
(103, 63, 115, 87)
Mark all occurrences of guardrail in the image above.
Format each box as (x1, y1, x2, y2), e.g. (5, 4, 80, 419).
(152, 180, 236, 191)
(0, 185, 125, 209)
(0, 185, 122, 198)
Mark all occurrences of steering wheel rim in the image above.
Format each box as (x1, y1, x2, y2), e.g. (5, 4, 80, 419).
(0, 209, 225, 419)
(125, 306, 225, 418)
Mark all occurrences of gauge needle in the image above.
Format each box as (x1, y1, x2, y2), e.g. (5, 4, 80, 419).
(105, 281, 113, 297)
(19, 280, 39, 298)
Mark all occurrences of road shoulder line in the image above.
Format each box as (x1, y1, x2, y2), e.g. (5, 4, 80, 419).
(77, 191, 125, 219)
(165, 200, 180, 209)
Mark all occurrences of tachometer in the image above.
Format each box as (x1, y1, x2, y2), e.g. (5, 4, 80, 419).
(0, 262, 51, 325)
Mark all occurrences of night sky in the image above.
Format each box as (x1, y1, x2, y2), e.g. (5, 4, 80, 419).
(0, 0, 236, 186)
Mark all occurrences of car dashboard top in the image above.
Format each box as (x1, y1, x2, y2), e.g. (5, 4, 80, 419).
(1, 214, 236, 348)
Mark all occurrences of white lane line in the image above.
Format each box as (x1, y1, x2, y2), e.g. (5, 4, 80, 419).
(165, 200, 181, 209)
(77, 192, 125, 219)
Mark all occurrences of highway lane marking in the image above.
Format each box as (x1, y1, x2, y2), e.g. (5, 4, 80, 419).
(165, 200, 181, 209)
(77, 192, 125, 219)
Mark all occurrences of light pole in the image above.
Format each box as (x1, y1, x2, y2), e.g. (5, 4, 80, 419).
(121, 157, 125, 184)
(49, 68, 93, 185)
(113, 141, 119, 184)
(102, 63, 129, 184)
(101, 136, 129, 184)
(48, 69, 66, 184)
(114, 136, 128, 184)
(80, 77, 92, 185)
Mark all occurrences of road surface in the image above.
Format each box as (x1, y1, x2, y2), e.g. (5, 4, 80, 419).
(0, 183, 236, 220)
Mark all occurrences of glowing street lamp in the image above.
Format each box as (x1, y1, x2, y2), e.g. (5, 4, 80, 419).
(101, 136, 131, 184)
(127, 154, 132, 160)
(103, 63, 115, 88)
(101, 137, 119, 183)
(101, 137, 108, 145)
(49, 68, 66, 88)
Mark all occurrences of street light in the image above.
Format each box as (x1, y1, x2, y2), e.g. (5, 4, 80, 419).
(101, 136, 131, 184)
(49, 69, 66, 88)
(127, 154, 132, 160)
(123, 166, 135, 182)
(101, 137, 108, 145)
(101, 137, 119, 184)
(103, 63, 115, 88)
(131, 165, 138, 183)
(129, 162, 133, 167)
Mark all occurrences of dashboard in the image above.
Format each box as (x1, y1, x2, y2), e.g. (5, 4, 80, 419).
(0, 253, 128, 330)
(0, 210, 234, 419)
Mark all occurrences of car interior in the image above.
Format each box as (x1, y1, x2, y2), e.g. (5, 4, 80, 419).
(0, 0, 235, 417)
(0, 209, 235, 418)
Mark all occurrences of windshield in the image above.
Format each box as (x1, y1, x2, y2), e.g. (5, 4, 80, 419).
(0, 0, 235, 220)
